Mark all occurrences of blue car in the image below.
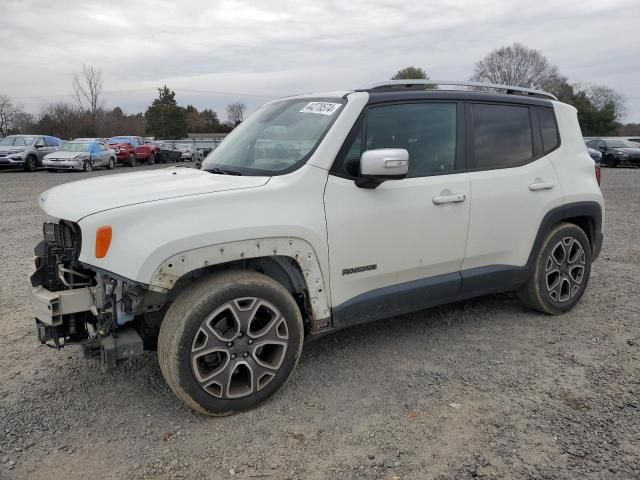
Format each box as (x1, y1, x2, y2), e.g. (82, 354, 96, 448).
(42, 140, 116, 172)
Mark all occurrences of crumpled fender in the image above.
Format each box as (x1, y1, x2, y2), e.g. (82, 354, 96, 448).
(148, 237, 330, 321)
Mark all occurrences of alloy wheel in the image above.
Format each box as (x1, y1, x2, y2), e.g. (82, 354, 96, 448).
(545, 236, 586, 303)
(190, 297, 290, 399)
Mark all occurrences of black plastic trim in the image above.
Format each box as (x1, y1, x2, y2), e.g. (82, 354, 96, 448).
(332, 272, 461, 329)
(366, 90, 554, 108)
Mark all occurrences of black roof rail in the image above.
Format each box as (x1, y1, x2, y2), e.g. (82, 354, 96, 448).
(357, 80, 558, 101)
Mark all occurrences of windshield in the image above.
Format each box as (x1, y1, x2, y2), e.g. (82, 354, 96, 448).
(201, 98, 345, 175)
(0, 136, 34, 146)
(607, 139, 638, 148)
(61, 142, 91, 152)
(109, 137, 133, 144)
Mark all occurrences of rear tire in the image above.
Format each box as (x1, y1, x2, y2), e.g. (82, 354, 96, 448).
(158, 270, 304, 416)
(128, 153, 136, 167)
(517, 222, 592, 314)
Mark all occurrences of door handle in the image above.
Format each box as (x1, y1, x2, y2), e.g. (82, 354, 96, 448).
(529, 182, 555, 191)
(432, 193, 466, 205)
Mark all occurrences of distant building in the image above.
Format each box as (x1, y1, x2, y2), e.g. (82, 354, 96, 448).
(187, 133, 229, 140)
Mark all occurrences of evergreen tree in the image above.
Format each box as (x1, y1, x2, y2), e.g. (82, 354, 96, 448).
(145, 86, 187, 139)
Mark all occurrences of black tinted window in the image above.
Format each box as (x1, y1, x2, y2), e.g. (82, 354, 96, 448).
(538, 108, 559, 153)
(334, 103, 457, 178)
(472, 104, 533, 169)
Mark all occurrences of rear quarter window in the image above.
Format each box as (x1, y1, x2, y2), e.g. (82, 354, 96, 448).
(537, 108, 560, 153)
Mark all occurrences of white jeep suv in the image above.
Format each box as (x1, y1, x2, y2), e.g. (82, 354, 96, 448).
(30, 80, 604, 415)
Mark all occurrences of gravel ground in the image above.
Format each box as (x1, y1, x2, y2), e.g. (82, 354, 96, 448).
(0, 165, 638, 480)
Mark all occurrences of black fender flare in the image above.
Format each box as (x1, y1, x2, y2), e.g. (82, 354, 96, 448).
(527, 201, 603, 268)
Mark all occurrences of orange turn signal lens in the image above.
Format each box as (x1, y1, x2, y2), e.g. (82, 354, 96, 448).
(95, 226, 112, 258)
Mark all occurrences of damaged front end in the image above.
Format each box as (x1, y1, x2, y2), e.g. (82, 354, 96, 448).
(30, 221, 145, 369)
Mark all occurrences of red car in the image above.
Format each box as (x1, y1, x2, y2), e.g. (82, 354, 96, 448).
(107, 136, 158, 167)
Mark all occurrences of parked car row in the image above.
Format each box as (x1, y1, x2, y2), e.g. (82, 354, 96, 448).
(0, 134, 205, 172)
(586, 138, 640, 167)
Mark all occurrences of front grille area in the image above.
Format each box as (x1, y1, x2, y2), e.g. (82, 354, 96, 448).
(32, 221, 84, 290)
(43, 221, 76, 249)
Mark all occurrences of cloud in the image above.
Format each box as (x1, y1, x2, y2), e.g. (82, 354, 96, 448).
(1, 0, 639, 121)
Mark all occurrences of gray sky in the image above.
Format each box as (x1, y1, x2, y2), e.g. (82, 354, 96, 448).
(2, 0, 640, 122)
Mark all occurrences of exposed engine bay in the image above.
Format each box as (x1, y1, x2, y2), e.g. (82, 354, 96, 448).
(30, 221, 147, 369)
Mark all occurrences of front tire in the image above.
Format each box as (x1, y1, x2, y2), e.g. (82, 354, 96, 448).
(517, 222, 592, 314)
(24, 155, 37, 172)
(605, 155, 617, 168)
(147, 152, 156, 165)
(158, 270, 304, 416)
(107, 157, 115, 170)
(83, 160, 93, 172)
(128, 153, 137, 167)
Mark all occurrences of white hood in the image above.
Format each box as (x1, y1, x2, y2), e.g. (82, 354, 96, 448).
(39, 167, 270, 221)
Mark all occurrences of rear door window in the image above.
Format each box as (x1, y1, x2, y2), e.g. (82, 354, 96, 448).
(471, 104, 533, 169)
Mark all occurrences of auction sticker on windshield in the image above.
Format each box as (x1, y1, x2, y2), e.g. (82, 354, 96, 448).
(300, 102, 342, 116)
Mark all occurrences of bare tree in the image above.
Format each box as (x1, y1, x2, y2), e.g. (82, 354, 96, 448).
(10, 110, 35, 134)
(38, 103, 82, 139)
(226, 102, 246, 126)
(471, 43, 565, 91)
(575, 82, 626, 120)
(0, 94, 33, 136)
(72, 64, 104, 133)
(0, 94, 14, 136)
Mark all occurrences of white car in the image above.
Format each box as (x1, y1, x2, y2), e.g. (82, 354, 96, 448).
(43, 140, 116, 171)
(29, 80, 604, 415)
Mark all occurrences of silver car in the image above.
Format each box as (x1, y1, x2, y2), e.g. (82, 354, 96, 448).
(0, 135, 63, 171)
(43, 141, 116, 172)
(177, 143, 202, 162)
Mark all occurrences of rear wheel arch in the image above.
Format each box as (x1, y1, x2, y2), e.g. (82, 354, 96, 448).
(563, 215, 595, 251)
(528, 201, 603, 269)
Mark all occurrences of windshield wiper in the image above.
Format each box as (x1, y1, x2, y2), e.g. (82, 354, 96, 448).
(204, 167, 242, 176)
